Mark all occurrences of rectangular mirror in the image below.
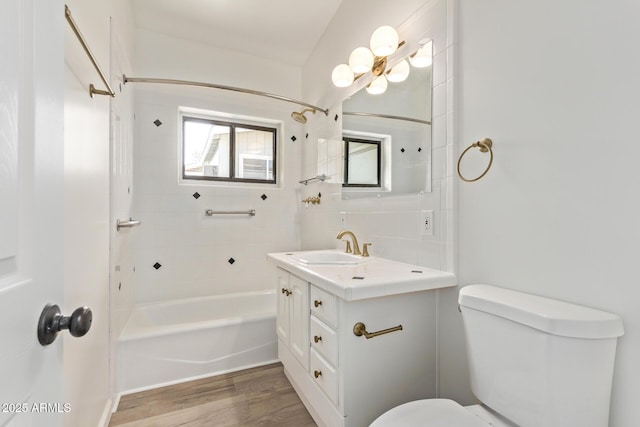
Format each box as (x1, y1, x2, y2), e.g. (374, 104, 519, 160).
(340, 43, 432, 198)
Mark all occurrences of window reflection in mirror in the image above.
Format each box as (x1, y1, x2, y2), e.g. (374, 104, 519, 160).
(343, 137, 381, 187)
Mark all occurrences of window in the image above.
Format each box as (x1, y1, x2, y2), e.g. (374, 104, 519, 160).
(182, 115, 276, 184)
(343, 136, 381, 187)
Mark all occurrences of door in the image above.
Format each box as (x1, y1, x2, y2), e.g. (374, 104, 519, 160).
(276, 269, 291, 343)
(1, 0, 65, 425)
(289, 274, 309, 369)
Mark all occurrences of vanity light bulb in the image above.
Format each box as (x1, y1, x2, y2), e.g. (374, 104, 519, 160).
(370, 26, 399, 57)
(349, 47, 374, 74)
(409, 43, 433, 68)
(387, 59, 410, 83)
(332, 64, 355, 87)
(366, 75, 388, 95)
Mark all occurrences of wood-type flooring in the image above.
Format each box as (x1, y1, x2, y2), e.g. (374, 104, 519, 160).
(109, 362, 317, 427)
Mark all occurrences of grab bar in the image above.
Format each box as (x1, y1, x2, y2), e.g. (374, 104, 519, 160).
(205, 209, 256, 217)
(299, 174, 328, 185)
(353, 322, 403, 339)
(116, 218, 142, 231)
(64, 5, 115, 98)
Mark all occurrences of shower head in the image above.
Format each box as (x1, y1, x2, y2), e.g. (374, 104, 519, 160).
(291, 108, 316, 124)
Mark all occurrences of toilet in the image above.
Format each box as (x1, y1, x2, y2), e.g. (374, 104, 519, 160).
(370, 284, 624, 427)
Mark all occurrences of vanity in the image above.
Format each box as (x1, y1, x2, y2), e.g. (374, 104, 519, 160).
(267, 250, 456, 427)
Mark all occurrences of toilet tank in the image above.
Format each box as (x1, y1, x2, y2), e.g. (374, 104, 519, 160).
(458, 285, 623, 427)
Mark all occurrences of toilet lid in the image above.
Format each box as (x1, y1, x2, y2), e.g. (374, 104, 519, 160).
(370, 399, 489, 427)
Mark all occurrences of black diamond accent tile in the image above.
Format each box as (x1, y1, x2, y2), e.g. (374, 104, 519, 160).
(291, 135, 297, 142)
(153, 262, 162, 270)
(401, 148, 406, 153)
(261, 194, 268, 200)
(193, 192, 201, 199)
(228, 258, 235, 265)
(334, 114, 339, 121)
(418, 147, 422, 152)
(153, 119, 162, 127)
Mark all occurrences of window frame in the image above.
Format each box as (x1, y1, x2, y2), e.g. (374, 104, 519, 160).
(342, 136, 382, 188)
(181, 115, 277, 185)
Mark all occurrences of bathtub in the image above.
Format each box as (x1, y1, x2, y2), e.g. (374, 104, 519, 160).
(117, 290, 278, 393)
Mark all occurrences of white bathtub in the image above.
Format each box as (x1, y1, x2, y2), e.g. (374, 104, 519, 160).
(117, 290, 278, 393)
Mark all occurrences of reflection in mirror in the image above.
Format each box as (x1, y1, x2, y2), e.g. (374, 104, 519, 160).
(344, 137, 381, 187)
(341, 46, 432, 198)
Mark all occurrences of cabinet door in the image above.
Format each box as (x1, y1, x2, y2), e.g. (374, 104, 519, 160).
(276, 269, 290, 343)
(289, 274, 310, 369)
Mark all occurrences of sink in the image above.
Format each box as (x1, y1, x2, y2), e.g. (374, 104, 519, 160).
(290, 250, 370, 265)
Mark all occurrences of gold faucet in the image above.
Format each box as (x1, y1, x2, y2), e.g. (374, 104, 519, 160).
(336, 230, 361, 255)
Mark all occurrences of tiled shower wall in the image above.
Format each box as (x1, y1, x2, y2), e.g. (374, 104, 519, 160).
(132, 87, 304, 304)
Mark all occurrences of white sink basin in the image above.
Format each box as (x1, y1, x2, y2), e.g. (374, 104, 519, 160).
(291, 250, 369, 265)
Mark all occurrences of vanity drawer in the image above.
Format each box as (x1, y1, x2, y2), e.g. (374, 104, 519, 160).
(310, 286, 338, 327)
(309, 348, 338, 405)
(310, 315, 338, 366)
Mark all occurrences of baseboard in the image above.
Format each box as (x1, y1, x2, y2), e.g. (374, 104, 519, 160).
(118, 359, 280, 396)
(97, 398, 113, 427)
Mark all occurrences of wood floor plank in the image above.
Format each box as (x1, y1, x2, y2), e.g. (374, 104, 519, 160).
(109, 363, 316, 427)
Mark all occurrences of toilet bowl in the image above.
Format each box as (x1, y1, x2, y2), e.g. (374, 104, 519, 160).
(370, 399, 515, 427)
(369, 285, 624, 427)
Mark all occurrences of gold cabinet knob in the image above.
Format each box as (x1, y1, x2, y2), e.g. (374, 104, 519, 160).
(314, 370, 322, 379)
(314, 335, 322, 343)
(314, 300, 322, 308)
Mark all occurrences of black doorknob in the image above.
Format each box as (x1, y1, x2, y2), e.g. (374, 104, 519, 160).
(37, 304, 93, 346)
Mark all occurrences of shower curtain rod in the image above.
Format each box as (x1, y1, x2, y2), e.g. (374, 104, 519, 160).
(343, 111, 431, 125)
(123, 75, 329, 116)
(65, 5, 115, 98)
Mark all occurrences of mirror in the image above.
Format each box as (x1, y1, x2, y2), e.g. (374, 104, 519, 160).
(340, 48, 432, 198)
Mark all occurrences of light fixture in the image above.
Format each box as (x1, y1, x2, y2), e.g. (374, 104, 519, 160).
(370, 26, 400, 56)
(386, 59, 410, 83)
(349, 47, 375, 74)
(409, 40, 433, 68)
(331, 26, 432, 95)
(331, 25, 403, 90)
(331, 64, 354, 87)
(366, 75, 388, 95)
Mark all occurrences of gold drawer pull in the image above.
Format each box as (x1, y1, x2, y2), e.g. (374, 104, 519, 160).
(314, 300, 322, 308)
(314, 370, 322, 378)
(314, 335, 322, 343)
(281, 288, 291, 296)
(353, 322, 403, 339)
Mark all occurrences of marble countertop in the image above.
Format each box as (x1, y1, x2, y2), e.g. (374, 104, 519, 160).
(267, 250, 457, 301)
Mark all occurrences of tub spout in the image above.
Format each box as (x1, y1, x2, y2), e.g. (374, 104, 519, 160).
(336, 230, 361, 255)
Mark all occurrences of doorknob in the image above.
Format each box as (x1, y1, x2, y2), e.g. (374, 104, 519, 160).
(37, 304, 93, 346)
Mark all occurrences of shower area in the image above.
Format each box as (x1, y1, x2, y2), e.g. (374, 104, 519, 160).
(113, 29, 318, 393)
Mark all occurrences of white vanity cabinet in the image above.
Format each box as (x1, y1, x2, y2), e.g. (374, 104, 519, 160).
(276, 268, 309, 370)
(276, 267, 440, 427)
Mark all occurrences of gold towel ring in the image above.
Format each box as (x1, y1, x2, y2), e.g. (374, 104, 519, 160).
(457, 138, 493, 182)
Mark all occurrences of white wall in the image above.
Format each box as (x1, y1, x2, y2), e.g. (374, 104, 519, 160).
(444, 1, 640, 425)
(63, 1, 135, 425)
(134, 29, 302, 100)
(131, 32, 305, 304)
(300, 0, 455, 273)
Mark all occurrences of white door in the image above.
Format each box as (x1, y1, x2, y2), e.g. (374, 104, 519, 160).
(1, 0, 66, 425)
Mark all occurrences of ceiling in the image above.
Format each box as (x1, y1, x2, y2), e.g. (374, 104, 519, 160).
(132, 0, 344, 67)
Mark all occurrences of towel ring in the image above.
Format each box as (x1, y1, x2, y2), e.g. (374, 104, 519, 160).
(457, 138, 493, 182)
